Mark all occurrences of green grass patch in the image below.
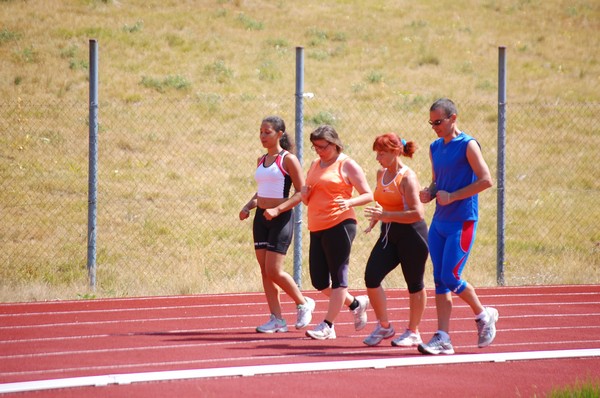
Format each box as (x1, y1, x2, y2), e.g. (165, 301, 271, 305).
(237, 13, 264, 30)
(204, 60, 234, 84)
(140, 75, 191, 93)
(545, 377, 600, 398)
(0, 28, 21, 44)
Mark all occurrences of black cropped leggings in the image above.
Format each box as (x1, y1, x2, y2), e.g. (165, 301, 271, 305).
(364, 220, 429, 293)
(309, 219, 357, 290)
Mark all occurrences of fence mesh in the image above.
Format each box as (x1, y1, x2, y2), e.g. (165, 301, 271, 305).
(1, 96, 599, 301)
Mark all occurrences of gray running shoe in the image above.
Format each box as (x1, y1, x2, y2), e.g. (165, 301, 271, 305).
(256, 314, 288, 333)
(418, 332, 455, 355)
(391, 329, 422, 347)
(363, 323, 395, 346)
(477, 307, 499, 348)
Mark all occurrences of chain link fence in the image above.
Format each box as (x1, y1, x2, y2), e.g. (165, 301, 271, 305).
(1, 95, 599, 301)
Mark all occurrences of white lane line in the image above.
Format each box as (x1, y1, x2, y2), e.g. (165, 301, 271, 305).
(0, 349, 599, 394)
(2, 338, 600, 379)
(0, 314, 600, 346)
(2, 301, 599, 330)
(3, 325, 600, 361)
(0, 292, 267, 308)
(1, 290, 598, 318)
(0, 285, 594, 308)
(0, 302, 261, 318)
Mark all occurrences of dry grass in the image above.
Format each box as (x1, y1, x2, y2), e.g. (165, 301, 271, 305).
(1, 0, 599, 301)
(2, 1, 598, 102)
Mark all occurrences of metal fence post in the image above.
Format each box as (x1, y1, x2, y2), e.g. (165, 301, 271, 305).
(497, 46, 507, 286)
(293, 47, 304, 288)
(87, 39, 99, 289)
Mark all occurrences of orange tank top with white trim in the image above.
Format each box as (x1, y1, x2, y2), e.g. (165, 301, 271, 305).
(373, 165, 409, 212)
(306, 154, 356, 232)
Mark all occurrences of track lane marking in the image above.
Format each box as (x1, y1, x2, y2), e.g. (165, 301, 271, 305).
(2, 312, 600, 345)
(2, 301, 599, 330)
(3, 338, 600, 379)
(1, 289, 598, 317)
(3, 325, 600, 361)
(1, 349, 599, 394)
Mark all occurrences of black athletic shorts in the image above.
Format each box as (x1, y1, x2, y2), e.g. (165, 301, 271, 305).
(252, 207, 293, 254)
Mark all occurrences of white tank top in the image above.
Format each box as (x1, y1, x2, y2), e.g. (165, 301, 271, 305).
(255, 151, 292, 199)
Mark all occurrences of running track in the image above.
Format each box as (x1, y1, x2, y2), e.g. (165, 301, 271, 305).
(1, 285, 599, 397)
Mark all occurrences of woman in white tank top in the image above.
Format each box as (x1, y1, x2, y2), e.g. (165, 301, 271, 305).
(239, 116, 315, 334)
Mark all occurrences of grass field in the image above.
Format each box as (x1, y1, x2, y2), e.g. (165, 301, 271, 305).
(0, 0, 599, 301)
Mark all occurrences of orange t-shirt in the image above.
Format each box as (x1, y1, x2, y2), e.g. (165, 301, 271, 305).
(373, 165, 409, 212)
(305, 154, 356, 232)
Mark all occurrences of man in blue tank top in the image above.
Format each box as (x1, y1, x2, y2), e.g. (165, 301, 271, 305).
(417, 98, 499, 355)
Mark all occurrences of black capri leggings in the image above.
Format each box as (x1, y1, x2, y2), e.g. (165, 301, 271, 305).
(309, 219, 357, 290)
(364, 220, 429, 293)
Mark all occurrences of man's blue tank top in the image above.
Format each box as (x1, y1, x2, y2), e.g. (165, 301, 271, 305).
(431, 132, 479, 222)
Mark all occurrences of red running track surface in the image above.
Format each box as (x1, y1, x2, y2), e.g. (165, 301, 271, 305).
(1, 285, 599, 397)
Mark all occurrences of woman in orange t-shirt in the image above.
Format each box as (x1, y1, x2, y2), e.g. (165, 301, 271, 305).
(301, 125, 373, 340)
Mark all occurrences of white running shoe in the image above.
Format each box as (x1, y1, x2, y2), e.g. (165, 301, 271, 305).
(477, 307, 499, 348)
(417, 332, 455, 355)
(351, 295, 369, 331)
(305, 321, 336, 340)
(391, 329, 422, 347)
(363, 323, 395, 346)
(295, 297, 315, 329)
(256, 314, 288, 333)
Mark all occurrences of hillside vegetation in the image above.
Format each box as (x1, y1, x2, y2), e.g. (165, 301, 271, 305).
(1, 0, 598, 301)
(1, 0, 598, 103)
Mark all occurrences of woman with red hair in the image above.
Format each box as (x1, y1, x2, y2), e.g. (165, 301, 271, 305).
(362, 132, 429, 347)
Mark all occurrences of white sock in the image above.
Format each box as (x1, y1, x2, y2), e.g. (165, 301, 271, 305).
(436, 330, 450, 340)
(476, 309, 489, 322)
